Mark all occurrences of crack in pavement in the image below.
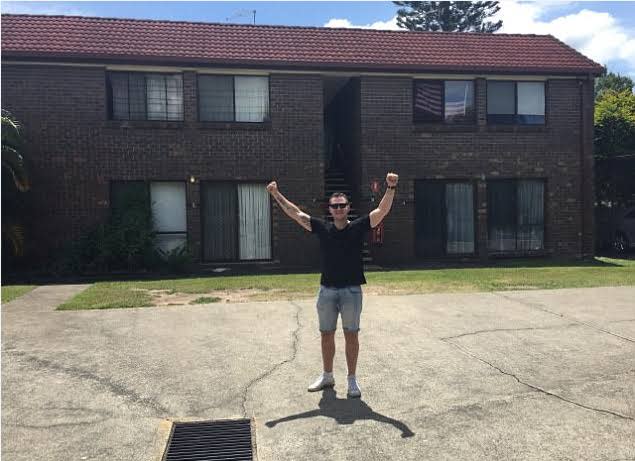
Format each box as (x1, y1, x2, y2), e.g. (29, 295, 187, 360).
(241, 301, 302, 419)
(5, 350, 171, 415)
(496, 293, 635, 344)
(441, 323, 581, 340)
(440, 338, 634, 422)
(13, 418, 111, 430)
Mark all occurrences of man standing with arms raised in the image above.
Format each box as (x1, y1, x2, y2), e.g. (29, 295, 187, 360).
(266, 172, 399, 398)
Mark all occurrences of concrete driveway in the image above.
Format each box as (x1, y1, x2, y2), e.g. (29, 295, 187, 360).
(2, 285, 634, 460)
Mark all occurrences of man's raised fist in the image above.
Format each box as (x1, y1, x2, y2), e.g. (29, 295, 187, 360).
(386, 172, 399, 187)
(266, 181, 278, 194)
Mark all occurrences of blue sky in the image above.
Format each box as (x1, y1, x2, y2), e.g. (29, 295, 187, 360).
(3, 1, 635, 78)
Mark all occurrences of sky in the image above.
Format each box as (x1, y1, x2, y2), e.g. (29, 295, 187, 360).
(3, 1, 635, 78)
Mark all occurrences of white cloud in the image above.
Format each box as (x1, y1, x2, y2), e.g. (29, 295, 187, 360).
(495, 1, 635, 77)
(1, 2, 93, 16)
(324, 15, 401, 31)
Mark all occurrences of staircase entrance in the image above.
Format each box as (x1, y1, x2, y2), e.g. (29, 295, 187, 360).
(322, 76, 371, 265)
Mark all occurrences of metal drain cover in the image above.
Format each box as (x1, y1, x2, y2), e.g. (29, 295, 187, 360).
(163, 419, 254, 461)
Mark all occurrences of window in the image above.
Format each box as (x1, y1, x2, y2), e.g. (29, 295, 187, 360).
(487, 81, 545, 124)
(415, 181, 475, 257)
(201, 183, 271, 261)
(150, 182, 187, 254)
(108, 72, 183, 121)
(414, 80, 475, 123)
(199, 75, 270, 122)
(110, 181, 187, 254)
(488, 180, 544, 251)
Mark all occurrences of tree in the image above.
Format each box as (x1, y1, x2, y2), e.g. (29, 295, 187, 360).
(595, 90, 635, 159)
(594, 90, 635, 206)
(394, 1, 502, 32)
(595, 72, 634, 101)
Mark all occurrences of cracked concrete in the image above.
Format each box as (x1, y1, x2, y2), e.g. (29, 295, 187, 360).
(2, 285, 634, 460)
(241, 301, 303, 418)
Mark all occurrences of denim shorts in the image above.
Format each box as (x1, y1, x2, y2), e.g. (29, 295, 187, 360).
(316, 285, 363, 332)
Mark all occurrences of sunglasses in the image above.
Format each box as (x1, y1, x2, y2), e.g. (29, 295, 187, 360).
(329, 203, 349, 209)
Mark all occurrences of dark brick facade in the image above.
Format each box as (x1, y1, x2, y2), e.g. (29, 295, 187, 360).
(1, 63, 595, 270)
(359, 76, 595, 264)
(2, 65, 325, 267)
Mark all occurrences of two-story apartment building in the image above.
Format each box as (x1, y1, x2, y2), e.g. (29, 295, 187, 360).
(1, 14, 604, 269)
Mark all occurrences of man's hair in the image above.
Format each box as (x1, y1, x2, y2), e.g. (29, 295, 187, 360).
(329, 192, 349, 204)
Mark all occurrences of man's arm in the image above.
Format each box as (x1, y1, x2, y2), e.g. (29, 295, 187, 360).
(266, 181, 312, 232)
(370, 172, 399, 228)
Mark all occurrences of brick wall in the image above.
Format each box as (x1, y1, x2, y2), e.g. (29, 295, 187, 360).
(1, 65, 325, 267)
(358, 76, 594, 264)
(1, 64, 595, 269)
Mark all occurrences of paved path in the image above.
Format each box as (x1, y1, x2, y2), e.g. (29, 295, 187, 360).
(2, 285, 634, 460)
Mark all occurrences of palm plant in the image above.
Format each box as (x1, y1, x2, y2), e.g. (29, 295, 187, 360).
(2, 110, 30, 258)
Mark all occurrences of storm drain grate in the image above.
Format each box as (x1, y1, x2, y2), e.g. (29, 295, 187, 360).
(163, 419, 254, 461)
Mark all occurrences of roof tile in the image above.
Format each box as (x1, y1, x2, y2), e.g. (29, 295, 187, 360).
(1, 14, 604, 74)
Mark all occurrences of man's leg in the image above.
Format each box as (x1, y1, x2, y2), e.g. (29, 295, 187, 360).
(343, 331, 359, 375)
(308, 287, 338, 392)
(340, 286, 363, 397)
(321, 331, 336, 372)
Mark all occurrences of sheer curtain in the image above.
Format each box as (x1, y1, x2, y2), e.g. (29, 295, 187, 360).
(146, 75, 167, 120)
(202, 183, 237, 261)
(199, 75, 234, 121)
(235, 76, 269, 122)
(446, 183, 475, 254)
(238, 184, 271, 260)
(488, 181, 516, 251)
(150, 182, 187, 254)
(517, 180, 544, 250)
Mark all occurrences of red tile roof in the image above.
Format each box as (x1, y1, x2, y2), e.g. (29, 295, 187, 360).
(1, 14, 604, 75)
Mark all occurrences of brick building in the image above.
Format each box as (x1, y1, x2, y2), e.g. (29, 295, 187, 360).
(1, 14, 604, 270)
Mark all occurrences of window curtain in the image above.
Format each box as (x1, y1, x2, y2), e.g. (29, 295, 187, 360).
(129, 74, 146, 120)
(446, 183, 475, 254)
(415, 181, 446, 257)
(517, 82, 545, 124)
(487, 81, 515, 124)
(202, 183, 238, 261)
(517, 180, 544, 250)
(238, 184, 271, 260)
(150, 182, 187, 254)
(146, 75, 167, 120)
(165, 75, 184, 121)
(110, 73, 129, 120)
(199, 75, 234, 121)
(488, 181, 517, 251)
(235, 76, 269, 122)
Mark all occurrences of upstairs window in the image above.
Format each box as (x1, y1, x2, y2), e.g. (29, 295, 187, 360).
(199, 75, 270, 122)
(487, 81, 545, 124)
(414, 80, 475, 123)
(107, 72, 183, 121)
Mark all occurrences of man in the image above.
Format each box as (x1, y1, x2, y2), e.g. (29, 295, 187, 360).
(266, 172, 399, 398)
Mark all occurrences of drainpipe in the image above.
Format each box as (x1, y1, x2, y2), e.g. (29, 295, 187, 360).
(579, 73, 594, 259)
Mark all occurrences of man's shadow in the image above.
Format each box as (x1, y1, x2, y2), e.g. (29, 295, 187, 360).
(265, 388, 415, 438)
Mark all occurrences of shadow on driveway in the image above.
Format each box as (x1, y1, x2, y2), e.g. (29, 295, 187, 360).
(265, 388, 415, 438)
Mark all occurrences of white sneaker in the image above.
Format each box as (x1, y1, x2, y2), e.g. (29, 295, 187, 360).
(347, 376, 361, 398)
(307, 373, 335, 392)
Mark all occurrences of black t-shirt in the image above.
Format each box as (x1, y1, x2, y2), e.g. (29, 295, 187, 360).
(310, 214, 371, 287)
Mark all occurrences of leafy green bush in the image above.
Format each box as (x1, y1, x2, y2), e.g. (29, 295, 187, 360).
(55, 186, 159, 274)
(156, 244, 193, 274)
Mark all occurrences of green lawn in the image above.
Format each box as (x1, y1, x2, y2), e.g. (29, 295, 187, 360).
(1, 285, 37, 303)
(57, 257, 635, 310)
